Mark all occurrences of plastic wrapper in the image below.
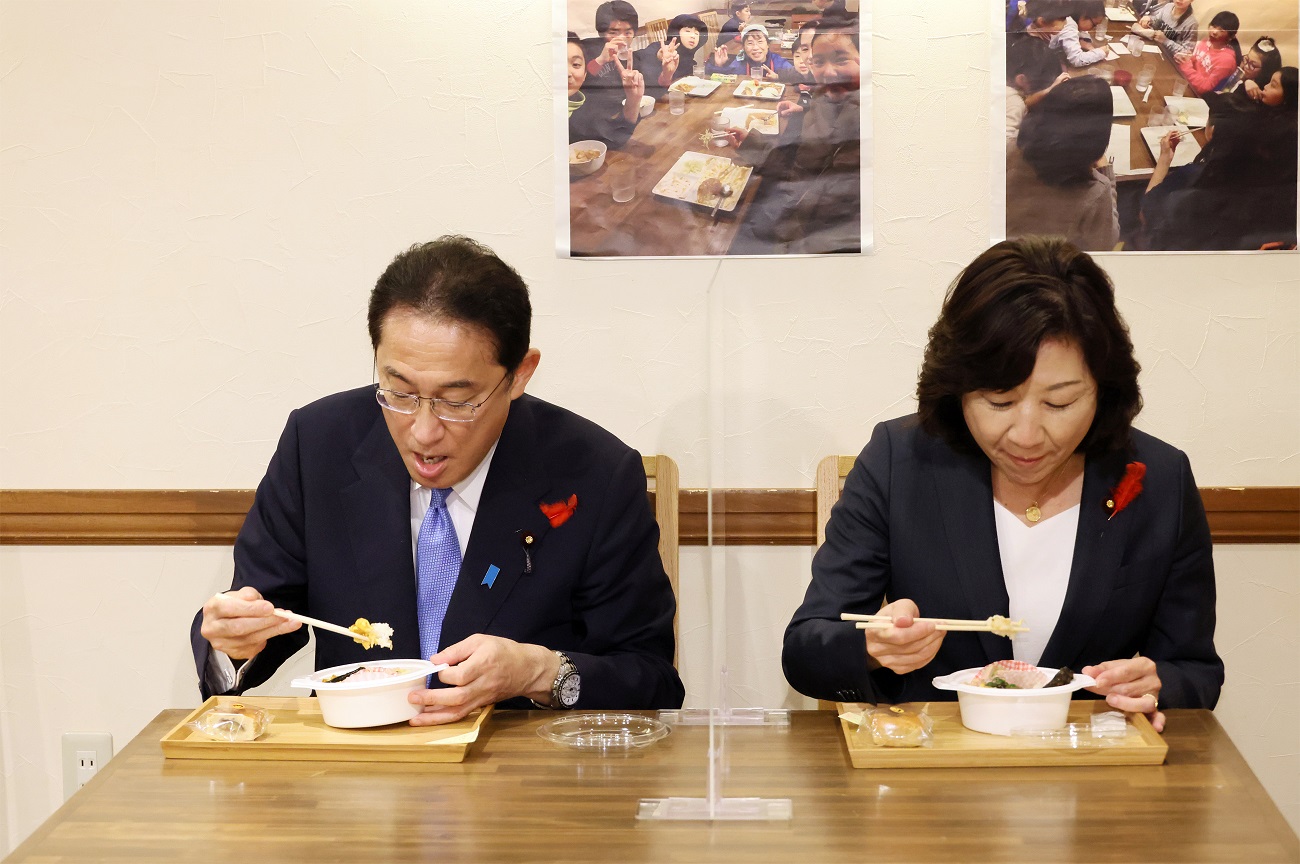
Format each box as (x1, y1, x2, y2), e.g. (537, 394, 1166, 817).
(855, 705, 934, 748)
(1010, 711, 1131, 748)
(188, 702, 273, 742)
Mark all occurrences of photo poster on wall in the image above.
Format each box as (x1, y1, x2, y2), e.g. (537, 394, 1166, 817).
(556, 0, 873, 258)
(997, 0, 1299, 253)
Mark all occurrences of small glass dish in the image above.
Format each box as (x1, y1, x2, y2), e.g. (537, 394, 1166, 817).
(537, 712, 670, 751)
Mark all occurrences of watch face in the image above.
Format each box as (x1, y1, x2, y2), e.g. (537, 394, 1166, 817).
(559, 672, 581, 707)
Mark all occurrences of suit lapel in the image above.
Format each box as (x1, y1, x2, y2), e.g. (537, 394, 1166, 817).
(1039, 452, 1129, 670)
(440, 397, 555, 646)
(928, 440, 1011, 665)
(339, 413, 423, 659)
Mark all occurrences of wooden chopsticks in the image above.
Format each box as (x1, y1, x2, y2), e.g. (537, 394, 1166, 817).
(839, 612, 1029, 636)
(274, 609, 362, 641)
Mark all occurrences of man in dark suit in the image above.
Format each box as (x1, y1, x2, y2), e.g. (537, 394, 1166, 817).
(194, 236, 683, 722)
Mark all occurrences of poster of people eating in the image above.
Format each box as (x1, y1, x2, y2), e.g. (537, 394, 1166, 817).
(1002, 0, 1299, 252)
(559, 1, 872, 258)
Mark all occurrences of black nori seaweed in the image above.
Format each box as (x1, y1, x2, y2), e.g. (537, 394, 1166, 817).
(1044, 667, 1075, 688)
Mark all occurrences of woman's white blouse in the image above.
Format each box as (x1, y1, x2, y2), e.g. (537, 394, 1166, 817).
(993, 501, 1081, 667)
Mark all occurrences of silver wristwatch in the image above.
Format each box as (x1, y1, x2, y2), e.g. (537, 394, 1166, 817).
(551, 651, 580, 708)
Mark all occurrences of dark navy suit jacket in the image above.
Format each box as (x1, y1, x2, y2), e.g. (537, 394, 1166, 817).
(783, 416, 1223, 708)
(192, 388, 684, 710)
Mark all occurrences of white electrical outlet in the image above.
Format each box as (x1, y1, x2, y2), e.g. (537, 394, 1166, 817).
(62, 732, 113, 800)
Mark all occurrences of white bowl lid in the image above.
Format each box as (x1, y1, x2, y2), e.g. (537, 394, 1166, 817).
(291, 659, 443, 691)
(932, 666, 1096, 696)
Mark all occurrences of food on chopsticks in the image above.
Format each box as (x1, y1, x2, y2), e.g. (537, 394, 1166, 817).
(983, 615, 1028, 637)
(968, 660, 1077, 689)
(569, 148, 601, 165)
(348, 618, 393, 650)
(274, 608, 394, 649)
(842, 612, 1029, 638)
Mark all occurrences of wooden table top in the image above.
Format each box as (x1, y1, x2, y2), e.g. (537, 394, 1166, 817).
(568, 80, 788, 257)
(1068, 32, 1207, 179)
(9, 709, 1298, 863)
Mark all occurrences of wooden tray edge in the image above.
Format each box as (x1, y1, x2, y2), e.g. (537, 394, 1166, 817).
(836, 701, 1168, 768)
(161, 698, 493, 763)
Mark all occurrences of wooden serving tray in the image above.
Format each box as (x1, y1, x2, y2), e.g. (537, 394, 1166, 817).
(161, 696, 491, 763)
(836, 701, 1167, 768)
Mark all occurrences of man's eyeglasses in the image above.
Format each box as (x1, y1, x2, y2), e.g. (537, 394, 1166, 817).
(374, 373, 508, 423)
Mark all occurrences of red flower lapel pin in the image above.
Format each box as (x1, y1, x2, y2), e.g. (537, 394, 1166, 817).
(1105, 462, 1146, 521)
(539, 494, 578, 528)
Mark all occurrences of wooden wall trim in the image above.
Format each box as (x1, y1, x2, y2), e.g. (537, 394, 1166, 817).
(1, 487, 1296, 546)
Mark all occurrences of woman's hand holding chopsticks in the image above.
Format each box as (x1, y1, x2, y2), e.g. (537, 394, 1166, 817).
(855, 598, 945, 675)
(842, 611, 1029, 637)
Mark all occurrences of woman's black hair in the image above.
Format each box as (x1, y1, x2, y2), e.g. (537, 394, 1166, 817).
(917, 236, 1142, 458)
(1172, 0, 1194, 24)
(369, 236, 532, 370)
(1246, 36, 1282, 88)
(595, 1, 639, 35)
(1016, 76, 1112, 185)
(1208, 11, 1242, 65)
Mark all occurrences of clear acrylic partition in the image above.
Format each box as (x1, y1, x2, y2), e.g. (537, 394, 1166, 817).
(636, 266, 792, 823)
(555, 0, 873, 823)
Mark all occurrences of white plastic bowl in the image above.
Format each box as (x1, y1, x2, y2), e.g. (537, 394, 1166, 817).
(569, 139, 607, 177)
(291, 659, 443, 729)
(932, 666, 1096, 736)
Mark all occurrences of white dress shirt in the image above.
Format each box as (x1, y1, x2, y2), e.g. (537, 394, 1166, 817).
(408, 440, 496, 563)
(994, 501, 1080, 667)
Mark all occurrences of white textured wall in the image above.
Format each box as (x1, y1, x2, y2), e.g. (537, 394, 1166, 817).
(1, 0, 1296, 853)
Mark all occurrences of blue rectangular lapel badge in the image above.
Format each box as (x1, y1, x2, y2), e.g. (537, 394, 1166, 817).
(481, 564, 501, 588)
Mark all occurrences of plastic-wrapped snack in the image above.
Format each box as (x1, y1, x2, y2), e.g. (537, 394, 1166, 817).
(861, 705, 933, 748)
(188, 702, 272, 742)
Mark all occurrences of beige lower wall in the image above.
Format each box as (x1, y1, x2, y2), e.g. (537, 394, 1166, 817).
(1, 543, 1296, 854)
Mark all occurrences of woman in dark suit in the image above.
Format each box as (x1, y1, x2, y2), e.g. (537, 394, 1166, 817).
(782, 237, 1223, 732)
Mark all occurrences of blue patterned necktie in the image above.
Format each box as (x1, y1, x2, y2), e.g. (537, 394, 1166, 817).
(416, 487, 462, 663)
